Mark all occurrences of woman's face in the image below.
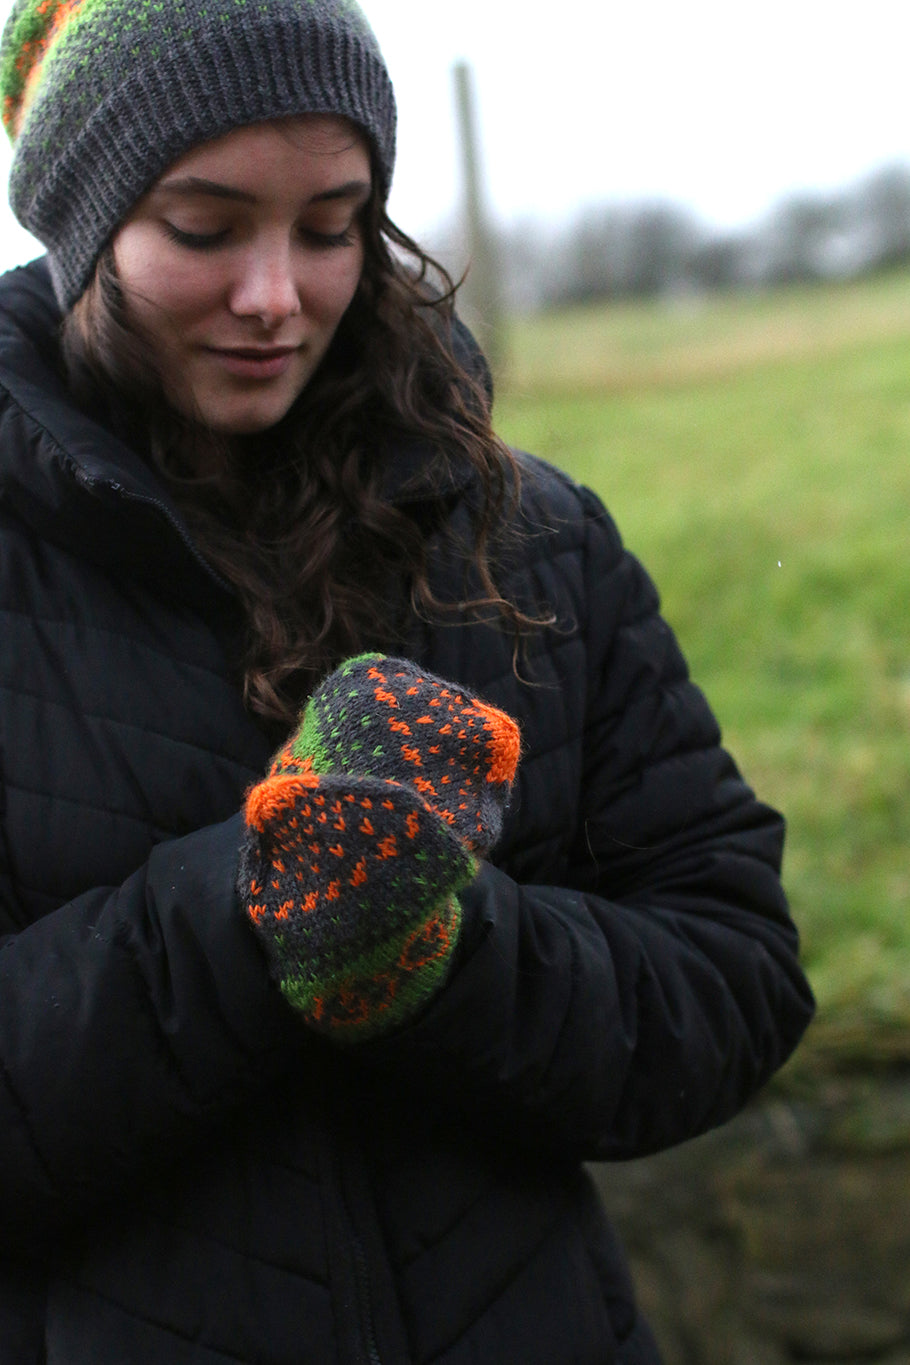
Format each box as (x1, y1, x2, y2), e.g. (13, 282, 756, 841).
(112, 116, 371, 434)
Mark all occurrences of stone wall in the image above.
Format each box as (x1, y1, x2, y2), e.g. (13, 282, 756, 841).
(591, 1070, 910, 1364)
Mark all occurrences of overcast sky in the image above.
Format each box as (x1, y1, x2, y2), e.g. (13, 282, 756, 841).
(0, 0, 907, 270)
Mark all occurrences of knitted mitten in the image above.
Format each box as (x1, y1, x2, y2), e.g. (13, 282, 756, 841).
(239, 655, 520, 1041)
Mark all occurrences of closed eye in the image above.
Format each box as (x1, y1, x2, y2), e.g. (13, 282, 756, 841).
(162, 223, 357, 251)
(302, 226, 358, 249)
(163, 223, 230, 251)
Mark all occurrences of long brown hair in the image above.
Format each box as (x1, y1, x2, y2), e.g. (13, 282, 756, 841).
(62, 187, 546, 729)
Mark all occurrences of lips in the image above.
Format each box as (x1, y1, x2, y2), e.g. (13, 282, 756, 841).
(205, 345, 300, 379)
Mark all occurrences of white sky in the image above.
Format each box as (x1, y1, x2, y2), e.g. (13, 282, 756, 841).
(0, 0, 907, 270)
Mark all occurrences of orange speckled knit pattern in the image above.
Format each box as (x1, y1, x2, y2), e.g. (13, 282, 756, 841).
(238, 655, 521, 1041)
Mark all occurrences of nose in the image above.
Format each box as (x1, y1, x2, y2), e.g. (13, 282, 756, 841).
(228, 241, 302, 329)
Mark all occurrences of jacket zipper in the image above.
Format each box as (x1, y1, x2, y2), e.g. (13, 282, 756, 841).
(320, 1076, 399, 1365)
(99, 480, 235, 594)
(348, 1206, 383, 1365)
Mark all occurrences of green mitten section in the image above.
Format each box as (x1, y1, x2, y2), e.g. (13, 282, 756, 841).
(239, 771, 476, 1041)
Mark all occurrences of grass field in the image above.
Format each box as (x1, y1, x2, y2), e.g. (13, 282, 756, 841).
(493, 271, 910, 1074)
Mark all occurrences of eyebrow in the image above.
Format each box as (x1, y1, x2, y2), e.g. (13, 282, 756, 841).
(153, 176, 372, 205)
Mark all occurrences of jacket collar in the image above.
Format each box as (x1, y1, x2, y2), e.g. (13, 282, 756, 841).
(0, 259, 481, 586)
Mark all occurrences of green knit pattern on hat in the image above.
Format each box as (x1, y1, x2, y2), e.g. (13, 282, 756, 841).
(0, 0, 396, 306)
(238, 654, 521, 1042)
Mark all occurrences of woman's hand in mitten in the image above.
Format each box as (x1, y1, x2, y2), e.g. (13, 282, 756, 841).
(238, 655, 520, 1042)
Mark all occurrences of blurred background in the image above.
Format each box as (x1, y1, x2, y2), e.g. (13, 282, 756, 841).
(2, 0, 910, 290)
(1, 1, 908, 1358)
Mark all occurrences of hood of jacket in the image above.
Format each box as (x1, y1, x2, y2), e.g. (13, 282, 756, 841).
(0, 258, 232, 606)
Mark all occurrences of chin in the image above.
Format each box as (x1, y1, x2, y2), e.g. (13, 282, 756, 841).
(194, 393, 302, 436)
(211, 412, 292, 436)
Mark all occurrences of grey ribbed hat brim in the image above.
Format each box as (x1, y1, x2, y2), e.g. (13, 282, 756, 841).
(5, 0, 396, 308)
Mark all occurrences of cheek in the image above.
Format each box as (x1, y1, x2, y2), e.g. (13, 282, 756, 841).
(114, 234, 220, 325)
(310, 252, 364, 323)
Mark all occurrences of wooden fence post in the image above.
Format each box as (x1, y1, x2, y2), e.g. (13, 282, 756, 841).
(453, 59, 505, 374)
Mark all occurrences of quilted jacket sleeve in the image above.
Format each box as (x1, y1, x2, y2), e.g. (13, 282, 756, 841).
(363, 480, 815, 1160)
(0, 815, 305, 1254)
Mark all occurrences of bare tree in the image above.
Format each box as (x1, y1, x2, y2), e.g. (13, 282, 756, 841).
(855, 164, 910, 270)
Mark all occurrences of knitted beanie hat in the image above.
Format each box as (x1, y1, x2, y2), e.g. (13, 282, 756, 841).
(0, 0, 396, 308)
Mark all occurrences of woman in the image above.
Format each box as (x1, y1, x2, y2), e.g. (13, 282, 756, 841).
(0, 0, 814, 1359)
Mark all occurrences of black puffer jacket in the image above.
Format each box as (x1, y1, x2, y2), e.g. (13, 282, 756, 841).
(0, 259, 813, 1365)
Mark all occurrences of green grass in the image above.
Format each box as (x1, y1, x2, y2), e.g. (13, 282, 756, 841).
(494, 273, 910, 1073)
